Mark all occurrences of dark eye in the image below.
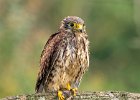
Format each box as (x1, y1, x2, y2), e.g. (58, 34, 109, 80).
(70, 23, 74, 27)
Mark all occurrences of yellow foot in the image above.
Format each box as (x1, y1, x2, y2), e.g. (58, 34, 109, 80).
(71, 88, 78, 96)
(57, 90, 65, 100)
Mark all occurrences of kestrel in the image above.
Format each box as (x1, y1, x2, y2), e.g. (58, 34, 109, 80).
(35, 16, 89, 100)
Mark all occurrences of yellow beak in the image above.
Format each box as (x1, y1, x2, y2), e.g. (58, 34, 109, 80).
(75, 24, 83, 30)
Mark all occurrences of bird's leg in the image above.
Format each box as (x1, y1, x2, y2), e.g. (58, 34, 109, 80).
(66, 83, 78, 96)
(66, 83, 71, 90)
(57, 90, 64, 100)
(70, 88, 78, 96)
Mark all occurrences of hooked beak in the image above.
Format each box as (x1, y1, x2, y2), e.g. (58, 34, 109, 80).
(75, 23, 83, 30)
(74, 23, 84, 32)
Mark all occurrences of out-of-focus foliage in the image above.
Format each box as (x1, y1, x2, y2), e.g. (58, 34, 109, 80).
(0, 0, 140, 98)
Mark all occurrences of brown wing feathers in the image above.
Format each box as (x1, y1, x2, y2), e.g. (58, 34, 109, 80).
(35, 32, 62, 93)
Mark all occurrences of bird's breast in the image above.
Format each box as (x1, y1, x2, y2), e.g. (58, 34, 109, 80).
(62, 35, 89, 83)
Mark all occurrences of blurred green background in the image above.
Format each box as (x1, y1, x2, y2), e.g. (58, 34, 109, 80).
(0, 0, 140, 98)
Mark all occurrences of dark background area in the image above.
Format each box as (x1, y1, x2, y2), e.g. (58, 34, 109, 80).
(0, 0, 140, 98)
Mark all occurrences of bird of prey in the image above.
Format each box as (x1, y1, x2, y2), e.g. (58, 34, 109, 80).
(35, 16, 89, 100)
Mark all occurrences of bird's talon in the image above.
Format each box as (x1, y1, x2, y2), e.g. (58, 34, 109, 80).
(71, 88, 78, 96)
(58, 90, 65, 100)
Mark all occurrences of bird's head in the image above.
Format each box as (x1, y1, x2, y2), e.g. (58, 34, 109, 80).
(60, 16, 86, 33)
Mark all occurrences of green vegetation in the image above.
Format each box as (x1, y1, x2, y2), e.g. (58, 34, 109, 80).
(0, 0, 140, 98)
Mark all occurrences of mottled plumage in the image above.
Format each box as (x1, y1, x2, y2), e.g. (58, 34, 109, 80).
(35, 16, 89, 93)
